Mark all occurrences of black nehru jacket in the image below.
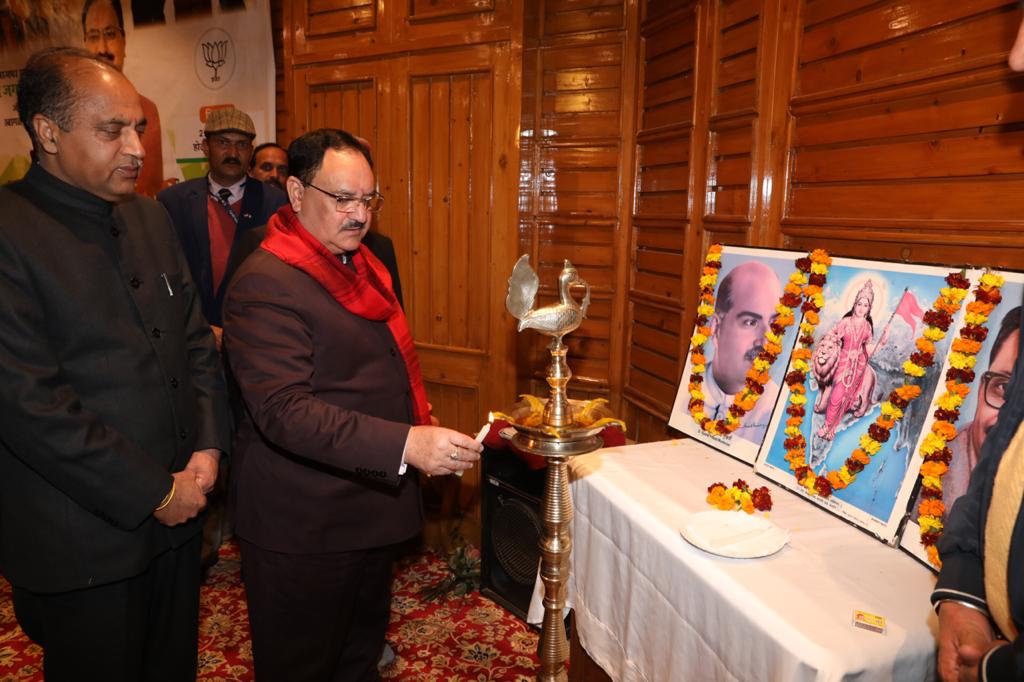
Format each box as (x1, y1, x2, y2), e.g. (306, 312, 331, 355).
(0, 164, 231, 593)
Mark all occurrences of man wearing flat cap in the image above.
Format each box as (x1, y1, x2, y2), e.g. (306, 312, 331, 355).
(158, 107, 287, 337)
(158, 107, 287, 567)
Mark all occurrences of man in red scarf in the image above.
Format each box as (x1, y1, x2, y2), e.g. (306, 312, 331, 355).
(222, 129, 482, 681)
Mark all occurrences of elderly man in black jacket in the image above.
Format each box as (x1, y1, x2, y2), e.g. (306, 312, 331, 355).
(0, 47, 231, 681)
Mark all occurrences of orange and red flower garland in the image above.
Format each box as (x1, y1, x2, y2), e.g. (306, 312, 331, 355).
(688, 246, 832, 436)
(782, 271, 973, 499)
(706, 479, 773, 514)
(916, 272, 1005, 569)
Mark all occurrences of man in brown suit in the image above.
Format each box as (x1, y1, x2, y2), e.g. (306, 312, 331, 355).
(223, 128, 482, 681)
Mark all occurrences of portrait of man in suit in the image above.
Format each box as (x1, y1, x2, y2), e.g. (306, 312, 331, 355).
(82, 0, 165, 197)
(704, 259, 783, 444)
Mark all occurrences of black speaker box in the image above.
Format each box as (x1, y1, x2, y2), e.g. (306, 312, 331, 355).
(479, 445, 546, 624)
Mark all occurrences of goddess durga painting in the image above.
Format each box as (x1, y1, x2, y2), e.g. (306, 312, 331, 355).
(755, 259, 963, 542)
(812, 279, 890, 440)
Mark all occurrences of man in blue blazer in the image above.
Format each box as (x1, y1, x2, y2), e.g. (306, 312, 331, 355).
(157, 107, 287, 338)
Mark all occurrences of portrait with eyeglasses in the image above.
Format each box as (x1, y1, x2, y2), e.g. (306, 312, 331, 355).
(933, 304, 1021, 521)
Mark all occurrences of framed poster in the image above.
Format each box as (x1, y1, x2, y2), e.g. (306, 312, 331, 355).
(900, 273, 1022, 568)
(754, 258, 965, 543)
(668, 246, 804, 464)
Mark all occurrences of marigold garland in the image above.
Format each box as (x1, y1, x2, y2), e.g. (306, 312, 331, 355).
(687, 246, 832, 436)
(782, 271, 973, 500)
(706, 479, 773, 513)
(916, 272, 1005, 569)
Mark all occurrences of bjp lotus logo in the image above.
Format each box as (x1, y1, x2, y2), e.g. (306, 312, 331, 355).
(194, 28, 236, 90)
(202, 40, 228, 81)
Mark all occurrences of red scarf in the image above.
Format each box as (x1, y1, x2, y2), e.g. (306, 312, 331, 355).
(261, 205, 431, 426)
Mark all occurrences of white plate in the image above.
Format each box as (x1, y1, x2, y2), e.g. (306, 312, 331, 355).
(680, 510, 789, 559)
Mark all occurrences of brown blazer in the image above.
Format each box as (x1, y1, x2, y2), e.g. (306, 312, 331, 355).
(222, 248, 422, 554)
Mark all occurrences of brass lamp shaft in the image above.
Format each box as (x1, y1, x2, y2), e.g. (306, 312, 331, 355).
(537, 456, 572, 682)
(543, 337, 572, 428)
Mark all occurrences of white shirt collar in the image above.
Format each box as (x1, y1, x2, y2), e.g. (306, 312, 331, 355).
(208, 176, 247, 204)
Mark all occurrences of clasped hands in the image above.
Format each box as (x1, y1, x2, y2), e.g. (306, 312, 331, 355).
(153, 448, 220, 527)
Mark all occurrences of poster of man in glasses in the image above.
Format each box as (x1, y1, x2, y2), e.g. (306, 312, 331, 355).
(901, 274, 1023, 567)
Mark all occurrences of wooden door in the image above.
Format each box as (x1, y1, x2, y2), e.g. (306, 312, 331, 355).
(390, 44, 521, 540)
(292, 61, 381, 144)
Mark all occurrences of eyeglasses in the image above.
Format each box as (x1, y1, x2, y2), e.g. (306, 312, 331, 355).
(85, 27, 123, 44)
(304, 182, 384, 213)
(982, 370, 1012, 410)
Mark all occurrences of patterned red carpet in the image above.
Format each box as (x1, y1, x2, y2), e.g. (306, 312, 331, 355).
(0, 542, 540, 681)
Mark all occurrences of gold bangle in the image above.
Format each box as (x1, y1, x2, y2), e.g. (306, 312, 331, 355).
(155, 481, 175, 512)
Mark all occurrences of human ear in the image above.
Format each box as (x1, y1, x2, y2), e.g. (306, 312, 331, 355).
(32, 115, 59, 155)
(286, 175, 304, 213)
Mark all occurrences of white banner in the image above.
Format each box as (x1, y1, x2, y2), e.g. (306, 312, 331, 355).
(0, 0, 274, 193)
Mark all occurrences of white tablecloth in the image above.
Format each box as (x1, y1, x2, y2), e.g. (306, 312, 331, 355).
(527, 439, 938, 682)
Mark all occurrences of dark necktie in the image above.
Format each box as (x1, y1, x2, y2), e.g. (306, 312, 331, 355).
(215, 187, 240, 224)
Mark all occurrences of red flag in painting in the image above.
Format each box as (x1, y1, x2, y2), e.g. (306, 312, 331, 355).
(894, 289, 925, 330)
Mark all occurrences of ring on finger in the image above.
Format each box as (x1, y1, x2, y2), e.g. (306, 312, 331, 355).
(449, 451, 459, 461)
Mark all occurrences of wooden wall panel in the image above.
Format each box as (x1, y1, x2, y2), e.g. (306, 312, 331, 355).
(517, 0, 631, 399)
(306, 81, 376, 142)
(292, 64, 383, 142)
(621, 2, 697, 439)
(399, 44, 521, 549)
(799, 0, 1011, 99)
(288, 0, 378, 59)
(305, 0, 375, 37)
(544, 0, 624, 35)
(397, 0, 511, 44)
(408, 71, 493, 351)
(289, 0, 513, 63)
(783, 0, 1024, 267)
(706, 0, 761, 227)
(270, 0, 288, 143)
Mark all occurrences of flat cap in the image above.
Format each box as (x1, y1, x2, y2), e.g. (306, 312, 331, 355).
(204, 107, 256, 138)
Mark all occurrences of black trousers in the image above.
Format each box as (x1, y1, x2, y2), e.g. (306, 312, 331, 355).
(11, 532, 202, 682)
(241, 539, 397, 682)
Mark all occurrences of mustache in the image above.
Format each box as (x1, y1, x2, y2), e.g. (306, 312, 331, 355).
(744, 345, 763, 363)
(341, 219, 366, 232)
(97, 52, 116, 62)
(222, 158, 241, 166)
